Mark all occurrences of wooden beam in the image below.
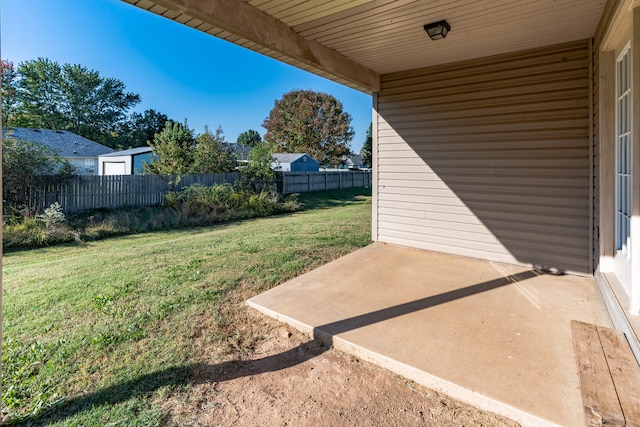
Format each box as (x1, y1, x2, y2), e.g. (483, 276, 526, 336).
(127, 0, 380, 93)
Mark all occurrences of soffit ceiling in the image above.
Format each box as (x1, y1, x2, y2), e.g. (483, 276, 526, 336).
(124, 0, 607, 93)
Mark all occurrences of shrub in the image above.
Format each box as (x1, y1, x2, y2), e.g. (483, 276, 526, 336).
(165, 184, 288, 219)
(4, 184, 302, 250)
(39, 202, 66, 228)
(3, 213, 80, 248)
(3, 135, 75, 212)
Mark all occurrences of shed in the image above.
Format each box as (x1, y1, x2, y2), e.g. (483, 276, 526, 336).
(271, 153, 319, 172)
(98, 146, 155, 175)
(2, 127, 115, 175)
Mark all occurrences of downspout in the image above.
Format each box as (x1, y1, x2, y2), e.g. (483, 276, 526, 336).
(589, 38, 595, 274)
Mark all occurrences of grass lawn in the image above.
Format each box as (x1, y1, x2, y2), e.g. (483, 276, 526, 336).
(2, 188, 372, 426)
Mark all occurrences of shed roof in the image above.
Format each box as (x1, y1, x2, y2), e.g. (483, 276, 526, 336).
(3, 127, 116, 158)
(100, 146, 153, 157)
(272, 153, 316, 164)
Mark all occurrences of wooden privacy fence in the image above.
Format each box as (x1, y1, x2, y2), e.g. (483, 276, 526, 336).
(29, 171, 372, 213)
(278, 171, 372, 194)
(30, 173, 242, 213)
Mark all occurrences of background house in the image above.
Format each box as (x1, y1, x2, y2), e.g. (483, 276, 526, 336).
(271, 153, 319, 172)
(98, 146, 155, 175)
(345, 154, 364, 170)
(224, 143, 252, 164)
(3, 127, 115, 175)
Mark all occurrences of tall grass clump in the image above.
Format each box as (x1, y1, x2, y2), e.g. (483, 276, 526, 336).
(2, 203, 80, 248)
(164, 183, 293, 224)
(3, 184, 301, 250)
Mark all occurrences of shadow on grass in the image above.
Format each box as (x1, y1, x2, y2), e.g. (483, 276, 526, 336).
(12, 340, 328, 426)
(298, 187, 371, 211)
(12, 267, 536, 426)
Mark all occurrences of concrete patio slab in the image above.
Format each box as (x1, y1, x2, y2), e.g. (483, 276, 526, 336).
(247, 243, 613, 427)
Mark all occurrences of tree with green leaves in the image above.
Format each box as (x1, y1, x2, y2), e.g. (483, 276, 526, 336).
(241, 141, 276, 193)
(115, 109, 174, 149)
(192, 126, 237, 173)
(147, 122, 237, 175)
(146, 121, 195, 175)
(236, 129, 262, 147)
(262, 89, 354, 166)
(3, 134, 75, 211)
(360, 123, 372, 167)
(9, 58, 140, 148)
(1, 59, 18, 125)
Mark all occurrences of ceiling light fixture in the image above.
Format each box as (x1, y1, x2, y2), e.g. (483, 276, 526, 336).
(424, 20, 450, 40)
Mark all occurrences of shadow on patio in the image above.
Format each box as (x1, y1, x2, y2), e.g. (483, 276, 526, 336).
(247, 243, 612, 427)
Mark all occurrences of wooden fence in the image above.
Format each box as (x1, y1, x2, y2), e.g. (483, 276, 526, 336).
(277, 171, 372, 194)
(28, 171, 372, 213)
(30, 173, 242, 213)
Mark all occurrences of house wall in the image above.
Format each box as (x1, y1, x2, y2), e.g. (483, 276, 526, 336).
(291, 157, 320, 172)
(591, 0, 640, 361)
(133, 153, 154, 175)
(375, 40, 591, 274)
(69, 157, 98, 175)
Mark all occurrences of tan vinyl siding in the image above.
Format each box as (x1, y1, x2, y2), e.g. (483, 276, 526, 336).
(376, 40, 591, 274)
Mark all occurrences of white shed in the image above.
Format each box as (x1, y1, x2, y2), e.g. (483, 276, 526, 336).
(98, 146, 155, 175)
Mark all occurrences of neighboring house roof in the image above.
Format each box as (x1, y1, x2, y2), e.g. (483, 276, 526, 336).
(224, 143, 253, 161)
(272, 153, 317, 164)
(347, 154, 363, 167)
(3, 127, 116, 158)
(100, 146, 153, 157)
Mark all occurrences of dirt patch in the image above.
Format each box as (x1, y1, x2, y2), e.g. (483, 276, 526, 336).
(163, 310, 520, 427)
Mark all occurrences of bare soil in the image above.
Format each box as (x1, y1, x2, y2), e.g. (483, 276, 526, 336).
(163, 306, 520, 427)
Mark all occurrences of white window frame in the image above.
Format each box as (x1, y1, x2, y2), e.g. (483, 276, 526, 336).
(616, 43, 632, 260)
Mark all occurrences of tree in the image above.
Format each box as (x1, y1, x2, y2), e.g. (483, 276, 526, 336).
(1, 59, 18, 125)
(12, 58, 66, 130)
(146, 121, 195, 175)
(192, 126, 237, 173)
(241, 141, 276, 193)
(360, 123, 372, 167)
(116, 109, 174, 149)
(237, 129, 262, 147)
(262, 89, 354, 166)
(11, 58, 140, 148)
(3, 135, 75, 210)
(147, 122, 237, 175)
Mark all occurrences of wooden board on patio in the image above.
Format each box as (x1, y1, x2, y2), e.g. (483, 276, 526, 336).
(571, 320, 640, 427)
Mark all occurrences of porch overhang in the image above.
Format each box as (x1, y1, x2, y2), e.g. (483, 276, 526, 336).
(122, 0, 607, 93)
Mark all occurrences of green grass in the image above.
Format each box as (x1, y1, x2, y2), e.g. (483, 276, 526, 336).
(2, 188, 372, 426)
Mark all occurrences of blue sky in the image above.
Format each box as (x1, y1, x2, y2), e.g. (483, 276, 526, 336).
(1, 0, 372, 152)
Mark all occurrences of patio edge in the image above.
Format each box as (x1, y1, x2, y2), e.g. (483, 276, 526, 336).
(246, 298, 562, 427)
